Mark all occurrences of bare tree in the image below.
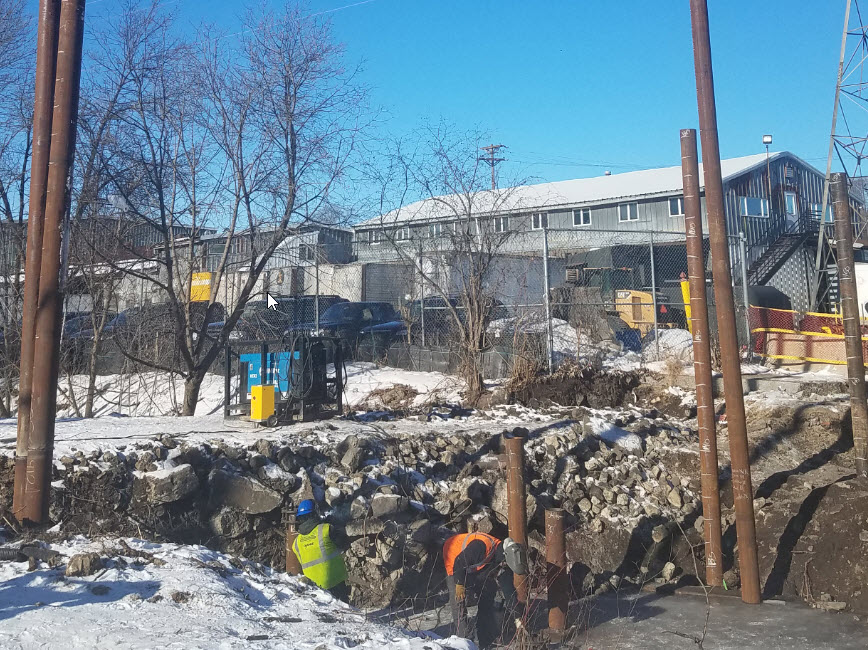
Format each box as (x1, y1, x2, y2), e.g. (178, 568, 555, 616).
(0, 0, 31, 416)
(87, 1, 368, 415)
(375, 126, 530, 403)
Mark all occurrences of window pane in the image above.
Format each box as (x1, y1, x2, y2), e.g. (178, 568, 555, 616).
(619, 204, 628, 221)
(785, 193, 797, 215)
(669, 198, 681, 216)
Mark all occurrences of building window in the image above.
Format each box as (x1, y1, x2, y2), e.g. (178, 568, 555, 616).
(618, 203, 639, 222)
(573, 208, 591, 227)
(394, 225, 410, 241)
(785, 191, 799, 216)
(372, 230, 384, 244)
(493, 216, 509, 233)
(428, 222, 442, 238)
(531, 212, 548, 230)
(738, 196, 770, 218)
(299, 244, 316, 262)
(669, 197, 684, 217)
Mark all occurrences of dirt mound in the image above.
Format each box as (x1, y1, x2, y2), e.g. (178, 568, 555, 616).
(361, 384, 419, 412)
(509, 366, 642, 409)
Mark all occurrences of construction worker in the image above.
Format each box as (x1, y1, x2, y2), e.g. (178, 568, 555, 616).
(442, 531, 528, 649)
(291, 499, 350, 602)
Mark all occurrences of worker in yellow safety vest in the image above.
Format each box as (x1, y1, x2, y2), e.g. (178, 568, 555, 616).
(291, 499, 350, 602)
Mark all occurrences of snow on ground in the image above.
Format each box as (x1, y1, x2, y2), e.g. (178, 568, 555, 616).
(587, 415, 643, 454)
(642, 328, 694, 362)
(0, 536, 473, 650)
(343, 362, 463, 408)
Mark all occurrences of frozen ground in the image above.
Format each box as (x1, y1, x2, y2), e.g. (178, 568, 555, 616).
(53, 363, 465, 420)
(0, 536, 473, 650)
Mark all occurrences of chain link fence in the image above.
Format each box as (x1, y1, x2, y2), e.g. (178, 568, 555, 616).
(267, 228, 769, 381)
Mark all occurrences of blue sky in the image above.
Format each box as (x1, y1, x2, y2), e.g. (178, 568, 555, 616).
(34, 1, 846, 184)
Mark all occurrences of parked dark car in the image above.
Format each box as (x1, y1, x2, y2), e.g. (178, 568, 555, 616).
(71, 303, 224, 343)
(227, 294, 347, 341)
(289, 301, 400, 349)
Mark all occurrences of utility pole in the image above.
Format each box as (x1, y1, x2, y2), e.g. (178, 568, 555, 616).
(23, 0, 87, 524)
(13, 0, 61, 519)
(479, 144, 506, 190)
(680, 128, 723, 587)
(830, 172, 868, 477)
(689, 0, 761, 604)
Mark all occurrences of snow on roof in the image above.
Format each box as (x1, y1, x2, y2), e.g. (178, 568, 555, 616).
(358, 152, 813, 227)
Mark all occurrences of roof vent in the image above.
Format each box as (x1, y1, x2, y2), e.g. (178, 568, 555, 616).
(604, 170, 612, 176)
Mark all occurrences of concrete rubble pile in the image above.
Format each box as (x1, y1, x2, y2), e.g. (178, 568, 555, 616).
(2, 408, 706, 606)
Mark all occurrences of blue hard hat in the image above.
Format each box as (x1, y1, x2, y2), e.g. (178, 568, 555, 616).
(297, 499, 315, 517)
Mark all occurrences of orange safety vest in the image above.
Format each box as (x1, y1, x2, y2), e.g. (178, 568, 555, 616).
(443, 533, 501, 576)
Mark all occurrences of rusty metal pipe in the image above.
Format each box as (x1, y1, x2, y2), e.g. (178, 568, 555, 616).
(545, 508, 568, 632)
(831, 172, 868, 477)
(23, 0, 86, 524)
(680, 128, 724, 587)
(13, 0, 61, 519)
(286, 517, 302, 575)
(688, 0, 761, 604)
(504, 435, 528, 604)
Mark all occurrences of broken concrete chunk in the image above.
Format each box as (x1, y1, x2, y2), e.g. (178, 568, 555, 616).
(133, 464, 199, 506)
(66, 553, 104, 577)
(209, 469, 283, 514)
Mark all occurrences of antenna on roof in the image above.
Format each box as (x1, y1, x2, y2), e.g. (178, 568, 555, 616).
(479, 144, 506, 190)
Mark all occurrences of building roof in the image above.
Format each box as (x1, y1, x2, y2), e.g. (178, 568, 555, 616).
(357, 152, 822, 228)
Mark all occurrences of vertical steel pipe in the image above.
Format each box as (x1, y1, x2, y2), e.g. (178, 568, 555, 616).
(23, 0, 86, 524)
(545, 508, 568, 631)
(680, 128, 723, 587)
(688, 0, 761, 604)
(14, 0, 61, 518)
(504, 435, 528, 604)
(286, 517, 302, 575)
(831, 172, 868, 477)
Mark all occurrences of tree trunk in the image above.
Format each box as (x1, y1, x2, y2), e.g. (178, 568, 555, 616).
(85, 350, 98, 419)
(182, 371, 204, 416)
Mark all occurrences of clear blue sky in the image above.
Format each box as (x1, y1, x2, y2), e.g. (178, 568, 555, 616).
(35, 0, 847, 184)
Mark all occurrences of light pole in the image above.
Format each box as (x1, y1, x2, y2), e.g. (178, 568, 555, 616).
(763, 134, 773, 210)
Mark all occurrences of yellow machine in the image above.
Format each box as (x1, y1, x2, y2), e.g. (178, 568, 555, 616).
(614, 289, 658, 336)
(250, 384, 276, 422)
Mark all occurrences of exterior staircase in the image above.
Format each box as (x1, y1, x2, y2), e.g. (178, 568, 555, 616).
(747, 231, 812, 286)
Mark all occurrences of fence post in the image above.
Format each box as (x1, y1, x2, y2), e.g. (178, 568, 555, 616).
(542, 227, 554, 373)
(314, 243, 320, 333)
(419, 243, 426, 347)
(649, 234, 660, 361)
(831, 172, 868, 477)
(739, 231, 752, 360)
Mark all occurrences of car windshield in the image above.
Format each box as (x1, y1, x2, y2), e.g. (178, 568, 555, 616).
(321, 303, 366, 323)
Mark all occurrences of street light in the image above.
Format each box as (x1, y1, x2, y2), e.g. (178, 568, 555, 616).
(763, 134, 773, 210)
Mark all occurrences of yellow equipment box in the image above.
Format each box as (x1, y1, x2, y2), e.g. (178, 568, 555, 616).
(250, 384, 275, 422)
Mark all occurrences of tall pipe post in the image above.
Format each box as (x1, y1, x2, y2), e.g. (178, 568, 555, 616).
(504, 434, 528, 604)
(23, 0, 87, 524)
(680, 129, 724, 587)
(831, 172, 868, 477)
(649, 234, 660, 361)
(545, 508, 568, 632)
(14, 0, 61, 518)
(285, 515, 302, 575)
(688, 0, 761, 603)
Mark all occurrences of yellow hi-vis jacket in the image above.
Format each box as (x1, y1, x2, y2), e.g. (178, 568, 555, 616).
(292, 523, 348, 590)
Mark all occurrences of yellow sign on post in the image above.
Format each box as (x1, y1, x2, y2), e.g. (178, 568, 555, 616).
(190, 272, 212, 302)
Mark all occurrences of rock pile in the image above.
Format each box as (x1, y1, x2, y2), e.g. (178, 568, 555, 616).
(1, 408, 705, 607)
